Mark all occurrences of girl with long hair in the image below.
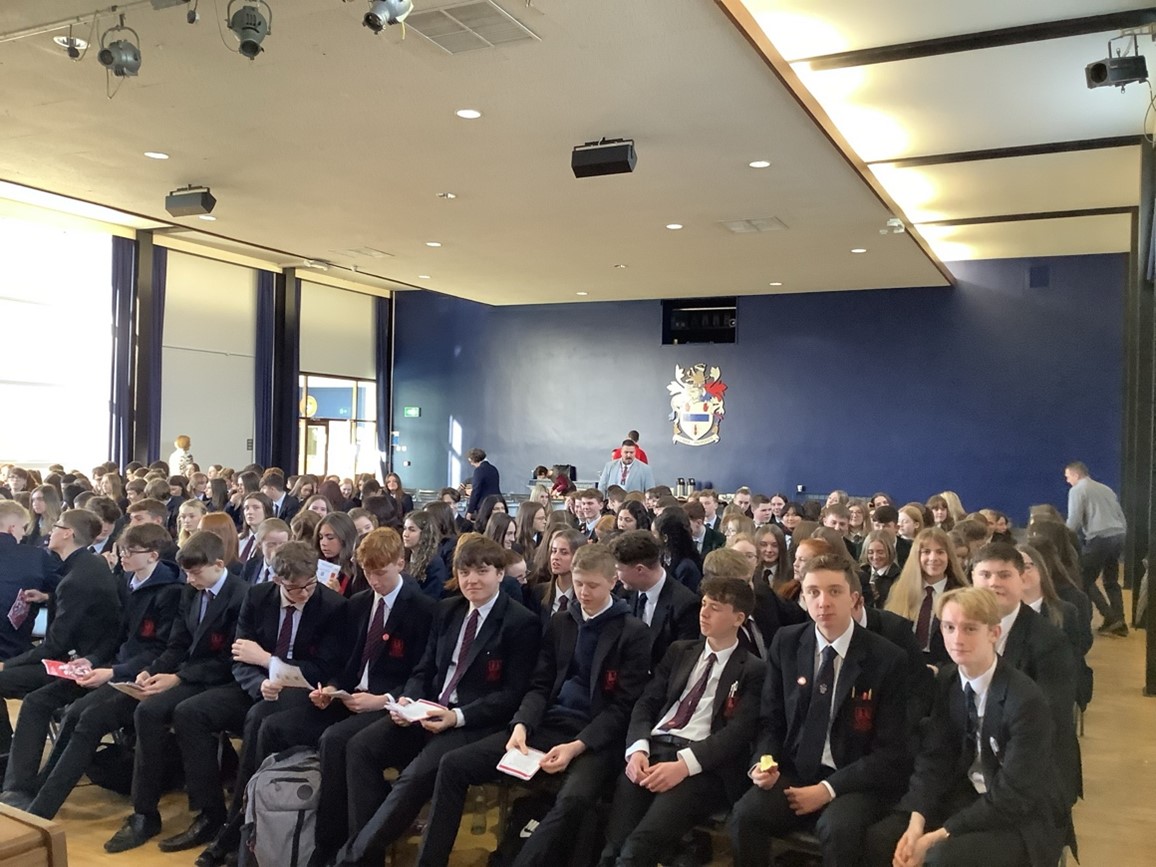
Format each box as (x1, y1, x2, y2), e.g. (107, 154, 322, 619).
(884, 527, 967, 664)
(515, 501, 547, 561)
(402, 511, 447, 599)
(753, 524, 789, 588)
(654, 508, 703, 593)
(316, 512, 361, 596)
(25, 484, 62, 549)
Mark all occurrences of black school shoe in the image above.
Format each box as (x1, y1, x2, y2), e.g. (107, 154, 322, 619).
(158, 810, 225, 852)
(104, 812, 162, 853)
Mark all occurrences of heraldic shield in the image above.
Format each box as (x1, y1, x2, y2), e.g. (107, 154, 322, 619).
(668, 364, 727, 446)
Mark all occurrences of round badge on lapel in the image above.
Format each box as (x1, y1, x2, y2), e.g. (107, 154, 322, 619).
(797, 676, 807, 686)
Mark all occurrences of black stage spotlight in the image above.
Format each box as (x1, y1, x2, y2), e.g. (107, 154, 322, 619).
(97, 16, 142, 76)
(165, 186, 217, 217)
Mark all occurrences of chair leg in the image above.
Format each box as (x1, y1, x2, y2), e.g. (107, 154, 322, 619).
(470, 786, 488, 835)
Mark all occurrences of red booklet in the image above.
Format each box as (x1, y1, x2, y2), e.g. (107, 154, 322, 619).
(42, 660, 91, 681)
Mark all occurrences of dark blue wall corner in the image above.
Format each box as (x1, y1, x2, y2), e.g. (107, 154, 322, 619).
(391, 253, 1125, 522)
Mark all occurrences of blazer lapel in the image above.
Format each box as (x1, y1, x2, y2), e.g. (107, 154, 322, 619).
(980, 662, 1010, 788)
(555, 615, 577, 695)
(652, 580, 673, 631)
(437, 602, 468, 675)
(1001, 603, 1028, 668)
(191, 580, 230, 645)
(588, 617, 623, 700)
(711, 647, 743, 720)
(670, 640, 703, 708)
(830, 627, 865, 722)
(460, 592, 506, 675)
(794, 627, 818, 723)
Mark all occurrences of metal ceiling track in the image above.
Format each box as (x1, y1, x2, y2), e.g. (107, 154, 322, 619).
(0, 0, 185, 44)
(797, 9, 1156, 71)
(870, 135, 1144, 169)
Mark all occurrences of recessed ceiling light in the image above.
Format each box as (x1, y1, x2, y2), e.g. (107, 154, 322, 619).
(455, 109, 482, 119)
(768, 281, 783, 286)
(851, 248, 867, 253)
(748, 160, 771, 169)
(436, 192, 457, 199)
(198, 214, 217, 221)
(613, 264, 628, 269)
(53, 35, 88, 54)
(144, 151, 170, 160)
(576, 291, 589, 296)
(425, 241, 442, 247)
(418, 275, 431, 279)
(666, 223, 683, 230)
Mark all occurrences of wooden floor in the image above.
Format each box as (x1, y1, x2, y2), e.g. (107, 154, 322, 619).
(26, 596, 1156, 866)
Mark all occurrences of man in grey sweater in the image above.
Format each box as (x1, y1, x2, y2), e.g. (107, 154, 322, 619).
(1064, 460, 1128, 636)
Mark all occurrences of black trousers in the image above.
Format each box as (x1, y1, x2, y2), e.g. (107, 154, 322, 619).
(727, 772, 891, 867)
(0, 664, 56, 750)
(131, 681, 217, 818)
(1080, 533, 1125, 622)
(416, 718, 616, 867)
(259, 703, 387, 855)
(167, 682, 253, 819)
(3, 677, 87, 795)
(23, 684, 136, 819)
(601, 743, 729, 867)
(333, 717, 498, 867)
(863, 810, 1030, 867)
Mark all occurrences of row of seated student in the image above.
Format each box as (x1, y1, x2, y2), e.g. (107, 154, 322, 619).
(0, 462, 1094, 867)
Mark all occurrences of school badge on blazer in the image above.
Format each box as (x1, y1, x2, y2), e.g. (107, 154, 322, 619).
(139, 618, 156, 638)
(852, 689, 874, 733)
(485, 658, 503, 682)
(602, 669, 619, 692)
(389, 636, 406, 658)
(209, 632, 226, 651)
(667, 363, 727, 446)
(724, 681, 739, 719)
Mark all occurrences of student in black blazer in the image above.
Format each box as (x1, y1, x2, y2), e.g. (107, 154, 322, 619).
(103, 532, 249, 853)
(182, 542, 349, 865)
(3, 523, 183, 819)
(728, 553, 911, 867)
(532, 528, 586, 629)
(238, 517, 290, 585)
(600, 576, 765, 867)
(332, 536, 540, 867)
(611, 531, 700, 669)
(0, 510, 121, 753)
(864, 587, 1065, 867)
(859, 529, 902, 608)
(0, 500, 61, 661)
(256, 529, 437, 866)
(418, 544, 652, 867)
(260, 471, 300, 524)
(969, 544, 1080, 813)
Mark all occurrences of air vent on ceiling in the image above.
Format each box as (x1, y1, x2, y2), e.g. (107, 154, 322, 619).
(719, 217, 788, 234)
(406, 1, 539, 54)
(329, 247, 394, 259)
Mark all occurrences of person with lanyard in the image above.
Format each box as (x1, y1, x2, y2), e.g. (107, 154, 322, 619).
(416, 543, 652, 867)
(610, 531, 700, 671)
(1, 522, 183, 819)
(102, 531, 248, 853)
(328, 536, 540, 867)
(728, 553, 911, 867)
(598, 439, 656, 495)
(864, 587, 1065, 867)
(599, 575, 765, 867)
(238, 527, 437, 867)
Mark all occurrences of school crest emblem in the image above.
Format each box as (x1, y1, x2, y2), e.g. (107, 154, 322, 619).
(667, 364, 727, 446)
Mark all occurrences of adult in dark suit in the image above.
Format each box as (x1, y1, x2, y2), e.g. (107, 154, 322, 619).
(103, 532, 249, 852)
(464, 447, 501, 520)
(3, 523, 183, 818)
(255, 529, 437, 865)
(969, 543, 1080, 812)
(185, 542, 349, 865)
(863, 587, 1065, 867)
(600, 577, 766, 867)
(238, 517, 290, 586)
(0, 501, 61, 661)
(418, 544, 652, 867)
(260, 471, 300, 524)
(0, 509, 121, 753)
(610, 531, 700, 669)
(332, 536, 540, 867)
(728, 553, 911, 867)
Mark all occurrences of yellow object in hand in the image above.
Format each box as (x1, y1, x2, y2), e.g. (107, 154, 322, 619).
(759, 754, 777, 772)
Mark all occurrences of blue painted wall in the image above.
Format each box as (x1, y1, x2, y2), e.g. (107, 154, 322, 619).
(391, 254, 1125, 521)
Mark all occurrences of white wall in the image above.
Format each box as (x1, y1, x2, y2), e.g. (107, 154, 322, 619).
(299, 281, 375, 379)
(160, 251, 257, 470)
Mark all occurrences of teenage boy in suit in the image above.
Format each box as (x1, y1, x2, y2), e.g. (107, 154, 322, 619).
(2, 523, 183, 818)
(239, 517, 290, 585)
(0, 509, 121, 752)
(863, 587, 1065, 867)
(728, 553, 911, 867)
(968, 543, 1081, 816)
(103, 531, 248, 852)
(331, 535, 540, 867)
(186, 542, 349, 866)
(418, 543, 652, 867)
(255, 527, 437, 866)
(0, 500, 61, 661)
(599, 575, 765, 867)
(259, 472, 300, 524)
(611, 531, 699, 670)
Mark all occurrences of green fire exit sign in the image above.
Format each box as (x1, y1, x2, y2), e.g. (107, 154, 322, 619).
(403, 406, 421, 418)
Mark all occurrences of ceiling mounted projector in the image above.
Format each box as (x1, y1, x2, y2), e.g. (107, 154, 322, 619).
(1086, 34, 1149, 89)
(165, 186, 216, 217)
(572, 138, 637, 178)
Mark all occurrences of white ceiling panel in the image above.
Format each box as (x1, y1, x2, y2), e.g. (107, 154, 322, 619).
(871, 147, 1141, 223)
(743, 0, 1154, 59)
(923, 213, 1132, 261)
